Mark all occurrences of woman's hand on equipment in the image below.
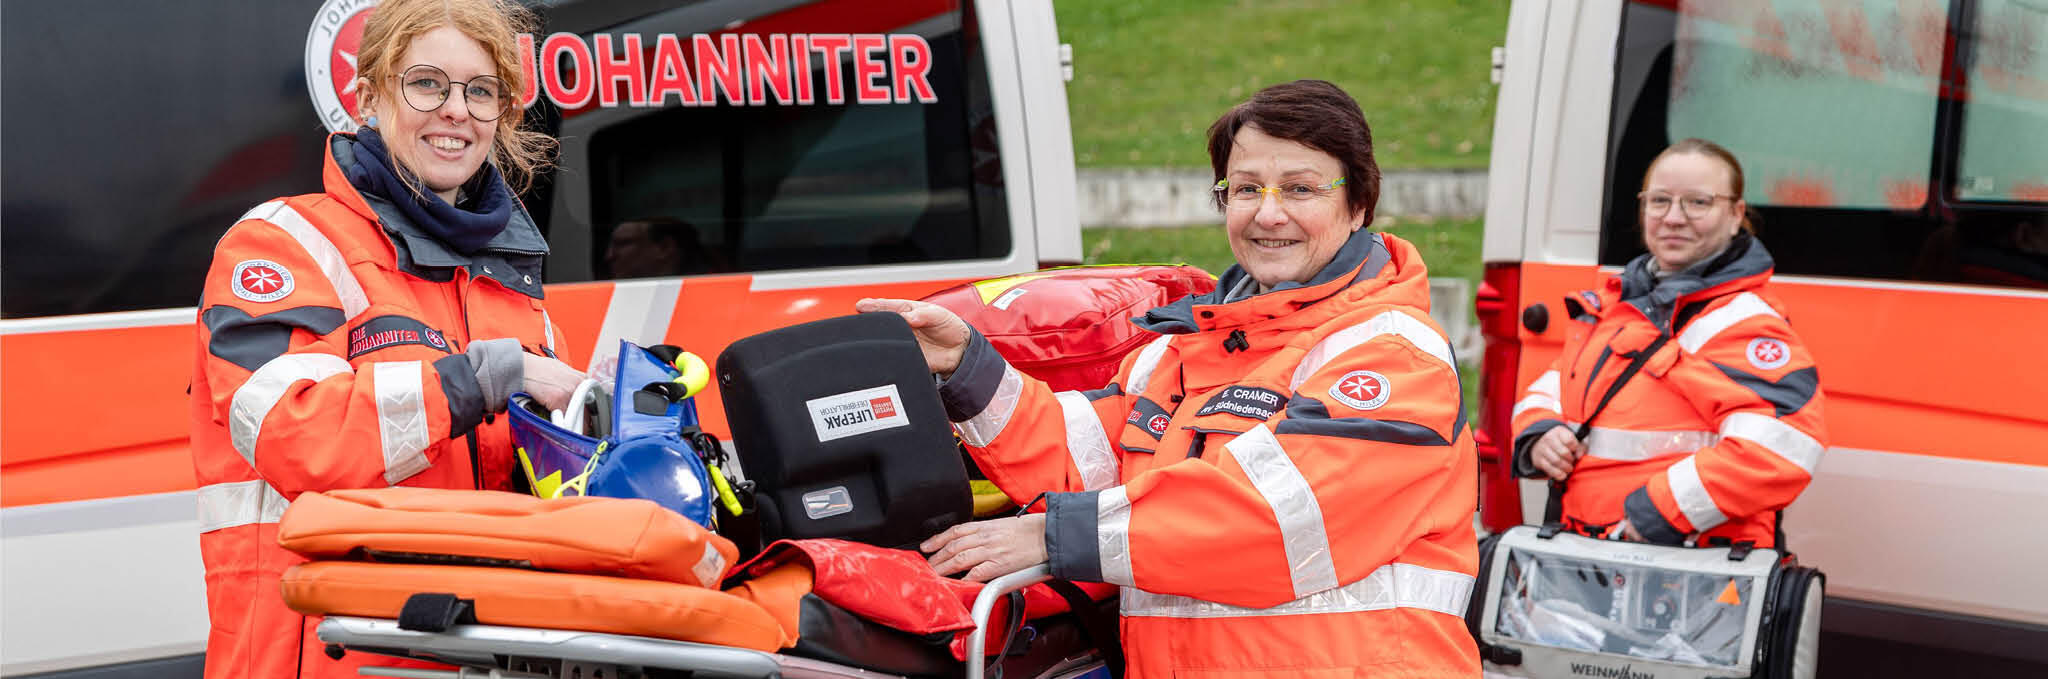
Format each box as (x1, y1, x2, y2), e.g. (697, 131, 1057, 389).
(922, 514, 1048, 583)
(1615, 518, 1645, 542)
(854, 298, 970, 377)
(522, 353, 585, 412)
(1529, 426, 1586, 481)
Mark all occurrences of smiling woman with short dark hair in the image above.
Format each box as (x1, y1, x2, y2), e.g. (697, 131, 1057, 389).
(858, 79, 1483, 677)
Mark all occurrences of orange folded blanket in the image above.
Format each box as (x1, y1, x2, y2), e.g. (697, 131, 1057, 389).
(281, 561, 793, 651)
(278, 487, 735, 587)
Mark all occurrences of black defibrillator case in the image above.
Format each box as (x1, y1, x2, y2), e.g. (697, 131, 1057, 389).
(716, 312, 972, 556)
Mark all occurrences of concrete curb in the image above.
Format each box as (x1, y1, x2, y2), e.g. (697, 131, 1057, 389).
(1078, 168, 1488, 228)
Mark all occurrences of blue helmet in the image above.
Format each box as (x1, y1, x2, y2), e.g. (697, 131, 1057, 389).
(510, 341, 717, 528)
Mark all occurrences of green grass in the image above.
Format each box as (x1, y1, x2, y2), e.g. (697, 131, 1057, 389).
(1054, 0, 1507, 169)
(1083, 217, 1484, 416)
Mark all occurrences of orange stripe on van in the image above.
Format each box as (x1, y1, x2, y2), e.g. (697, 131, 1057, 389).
(1772, 279, 2048, 464)
(539, 280, 615, 371)
(2, 274, 978, 507)
(1, 439, 195, 507)
(2, 324, 195, 506)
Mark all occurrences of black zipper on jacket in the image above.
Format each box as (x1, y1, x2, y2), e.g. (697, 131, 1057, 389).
(456, 267, 482, 490)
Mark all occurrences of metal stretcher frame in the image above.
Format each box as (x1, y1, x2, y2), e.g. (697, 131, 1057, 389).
(317, 566, 1077, 679)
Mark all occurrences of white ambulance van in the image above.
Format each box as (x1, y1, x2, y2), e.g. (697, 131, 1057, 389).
(1476, 0, 2048, 673)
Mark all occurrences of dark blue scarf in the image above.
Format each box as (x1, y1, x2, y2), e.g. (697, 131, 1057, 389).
(342, 128, 513, 255)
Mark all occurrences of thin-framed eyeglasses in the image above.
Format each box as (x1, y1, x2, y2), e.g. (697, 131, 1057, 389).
(1639, 191, 1737, 220)
(1213, 177, 1347, 211)
(394, 64, 511, 122)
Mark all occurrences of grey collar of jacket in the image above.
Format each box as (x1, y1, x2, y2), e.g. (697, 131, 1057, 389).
(1619, 232, 1775, 331)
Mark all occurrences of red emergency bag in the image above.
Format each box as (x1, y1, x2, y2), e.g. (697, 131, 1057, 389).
(921, 265, 1215, 392)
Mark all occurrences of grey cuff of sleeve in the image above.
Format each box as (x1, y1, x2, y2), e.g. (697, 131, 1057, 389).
(1625, 486, 1687, 546)
(1512, 419, 1565, 479)
(434, 353, 486, 438)
(937, 329, 1007, 422)
(464, 338, 525, 415)
(1043, 491, 1103, 583)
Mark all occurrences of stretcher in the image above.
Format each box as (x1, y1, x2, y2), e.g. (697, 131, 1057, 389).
(316, 565, 1112, 679)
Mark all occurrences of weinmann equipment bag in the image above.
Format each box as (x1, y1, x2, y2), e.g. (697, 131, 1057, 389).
(1468, 525, 1823, 679)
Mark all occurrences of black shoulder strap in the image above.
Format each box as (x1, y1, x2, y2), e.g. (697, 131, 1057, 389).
(1544, 333, 1673, 526)
(1041, 579, 1125, 678)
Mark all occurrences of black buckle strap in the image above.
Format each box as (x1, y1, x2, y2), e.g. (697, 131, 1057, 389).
(397, 593, 477, 633)
(1041, 579, 1125, 678)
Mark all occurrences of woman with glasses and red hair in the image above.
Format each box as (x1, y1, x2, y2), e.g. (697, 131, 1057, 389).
(188, 1, 584, 677)
(1510, 138, 1828, 550)
(859, 79, 1481, 677)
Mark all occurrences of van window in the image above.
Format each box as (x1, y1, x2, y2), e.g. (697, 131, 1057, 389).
(1603, 0, 2048, 289)
(560, 1, 1010, 281)
(1, 1, 333, 319)
(1955, 0, 2048, 204)
(1665, 0, 1940, 211)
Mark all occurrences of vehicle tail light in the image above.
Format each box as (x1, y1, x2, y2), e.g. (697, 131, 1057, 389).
(1475, 262, 1524, 532)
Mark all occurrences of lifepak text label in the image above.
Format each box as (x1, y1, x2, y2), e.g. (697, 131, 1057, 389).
(807, 384, 911, 442)
(1196, 386, 1285, 421)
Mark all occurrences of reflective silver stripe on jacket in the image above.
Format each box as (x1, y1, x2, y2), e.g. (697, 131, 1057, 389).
(1290, 310, 1455, 391)
(1224, 425, 1338, 597)
(1719, 412, 1823, 473)
(1512, 394, 1562, 420)
(541, 309, 558, 353)
(1121, 562, 1473, 619)
(1054, 391, 1119, 491)
(240, 200, 370, 319)
(955, 363, 1024, 447)
(1677, 292, 1779, 354)
(1513, 370, 1563, 419)
(1665, 455, 1728, 531)
(1096, 486, 1135, 587)
(230, 353, 352, 466)
(1123, 334, 1175, 397)
(195, 480, 290, 533)
(375, 361, 431, 484)
(1584, 426, 1720, 462)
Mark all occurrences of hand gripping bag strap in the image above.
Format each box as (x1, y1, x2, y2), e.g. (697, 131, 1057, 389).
(1544, 333, 1672, 527)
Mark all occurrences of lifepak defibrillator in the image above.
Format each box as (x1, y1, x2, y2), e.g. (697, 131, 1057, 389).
(1469, 331, 1824, 679)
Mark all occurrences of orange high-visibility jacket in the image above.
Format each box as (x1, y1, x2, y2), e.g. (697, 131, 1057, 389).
(941, 231, 1480, 677)
(1510, 235, 1827, 547)
(189, 133, 560, 679)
